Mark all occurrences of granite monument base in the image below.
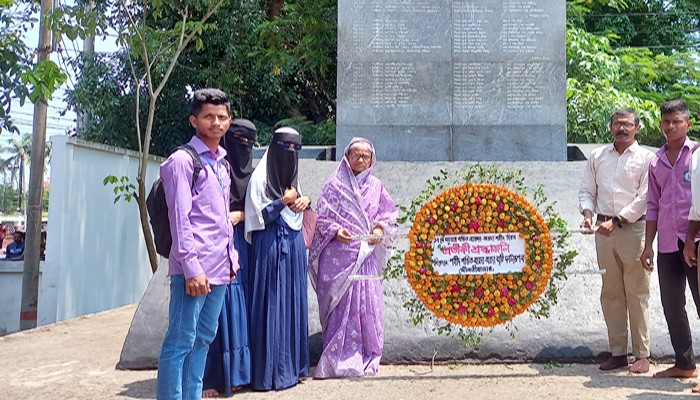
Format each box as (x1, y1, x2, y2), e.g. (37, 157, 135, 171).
(118, 159, 691, 369)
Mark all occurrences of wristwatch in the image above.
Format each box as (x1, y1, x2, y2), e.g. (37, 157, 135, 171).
(612, 216, 623, 228)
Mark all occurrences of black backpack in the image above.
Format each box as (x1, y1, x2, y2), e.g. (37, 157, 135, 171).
(146, 145, 203, 258)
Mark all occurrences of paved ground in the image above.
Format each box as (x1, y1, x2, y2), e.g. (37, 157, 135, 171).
(3, 304, 700, 399)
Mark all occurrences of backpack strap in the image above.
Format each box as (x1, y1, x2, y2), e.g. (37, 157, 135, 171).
(220, 157, 231, 180)
(176, 144, 203, 190)
(173, 144, 202, 189)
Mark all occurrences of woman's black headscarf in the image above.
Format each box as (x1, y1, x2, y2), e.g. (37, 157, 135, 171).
(265, 127, 301, 200)
(222, 119, 257, 211)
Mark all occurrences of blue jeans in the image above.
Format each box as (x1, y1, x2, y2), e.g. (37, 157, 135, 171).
(157, 274, 226, 400)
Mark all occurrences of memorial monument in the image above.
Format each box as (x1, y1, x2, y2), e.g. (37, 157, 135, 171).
(336, 0, 566, 161)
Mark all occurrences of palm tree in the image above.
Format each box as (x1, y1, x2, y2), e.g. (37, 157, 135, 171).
(0, 147, 21, 194)
(0, 154, 8, 213)
(1, 134, 45, 213)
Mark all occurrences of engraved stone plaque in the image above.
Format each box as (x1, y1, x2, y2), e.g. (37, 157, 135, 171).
(337, 0, 566, 161)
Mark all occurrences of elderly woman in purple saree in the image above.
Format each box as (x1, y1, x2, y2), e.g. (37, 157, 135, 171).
(309, 137, 398, 378)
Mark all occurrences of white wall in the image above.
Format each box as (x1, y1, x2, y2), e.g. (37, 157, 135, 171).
(0, 262, 48, 334)
(41, 136, 163, 325)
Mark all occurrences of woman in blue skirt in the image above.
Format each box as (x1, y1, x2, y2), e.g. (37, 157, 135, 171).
(202, 119, 256, 397)
(244, 127, 310, 391)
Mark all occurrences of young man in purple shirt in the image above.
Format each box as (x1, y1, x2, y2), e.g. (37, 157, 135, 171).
(641, 99, 700, 384)
(156, 88, 238, 400)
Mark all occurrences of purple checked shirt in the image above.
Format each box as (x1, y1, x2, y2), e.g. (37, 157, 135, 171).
(647, 137, 700, 253)
(160, 136, 238, 285)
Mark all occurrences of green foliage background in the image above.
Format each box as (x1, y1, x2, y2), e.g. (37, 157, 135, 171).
(1, 1, 67, 135)
(65, 0, 337, 156)
(566, 0, 700, 146)
(4, 0, 698, 153)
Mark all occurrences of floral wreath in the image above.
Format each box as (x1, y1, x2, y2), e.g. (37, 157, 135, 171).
(385, 166, 572, 344)
(404, 182, 553, 328)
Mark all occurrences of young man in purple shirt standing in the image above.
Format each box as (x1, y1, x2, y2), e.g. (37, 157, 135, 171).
(156, 88, 238, 400)
(641, 99, 700, 386)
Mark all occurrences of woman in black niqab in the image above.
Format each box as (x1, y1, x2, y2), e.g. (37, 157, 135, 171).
(265, 127, 301, 200)
(222, 118, 257, 212)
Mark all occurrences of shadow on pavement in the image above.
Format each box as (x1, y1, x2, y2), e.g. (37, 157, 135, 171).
(344, 372, 538, 382)
(628, 393, 698, 400)
(117, 379, 156, 399)
(532, 346, 601, 364)
(584, 372, 695, 395)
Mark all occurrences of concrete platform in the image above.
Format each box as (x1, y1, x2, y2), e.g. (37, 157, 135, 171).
(119, 159, 700, 369)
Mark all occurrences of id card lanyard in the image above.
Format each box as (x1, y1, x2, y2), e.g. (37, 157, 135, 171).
(201, 153, 225, 192)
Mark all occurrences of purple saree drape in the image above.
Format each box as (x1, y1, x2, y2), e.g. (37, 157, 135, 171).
(309, 138, 398, 378)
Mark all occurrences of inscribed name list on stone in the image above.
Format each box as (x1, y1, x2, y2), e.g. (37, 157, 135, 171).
(337, 0, 566, 161)
(432, 233, 526, 275)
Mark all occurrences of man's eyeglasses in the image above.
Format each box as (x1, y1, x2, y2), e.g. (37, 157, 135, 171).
(611, 121, 636, 129)
(277, 141, 301, 150)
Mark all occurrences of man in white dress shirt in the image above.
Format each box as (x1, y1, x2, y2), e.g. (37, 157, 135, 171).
(579, 108, 655, 373)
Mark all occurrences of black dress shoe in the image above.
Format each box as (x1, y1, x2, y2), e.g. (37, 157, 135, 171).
(599, 355, 629, 371)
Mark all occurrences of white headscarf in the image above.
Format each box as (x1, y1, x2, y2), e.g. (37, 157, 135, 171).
(244, 148, 304, 244)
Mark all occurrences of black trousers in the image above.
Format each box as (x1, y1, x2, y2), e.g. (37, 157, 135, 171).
(658, 239, 700, 370)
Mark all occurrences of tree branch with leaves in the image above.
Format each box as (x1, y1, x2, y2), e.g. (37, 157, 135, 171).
(111, 0, 226, 272)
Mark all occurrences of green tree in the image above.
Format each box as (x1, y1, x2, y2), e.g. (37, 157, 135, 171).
(3, 134, 31, 212)
(67, 0, 339, 156)
(76, 0, 228, 272)
(41, 182, 48, 212)
(616, 47, 700, 120)
(66, 52, 141, 149)
(566, 0, 700, 145)
(1, 0, 68, 134)
(566, 26, 660, 144)
(576, 0, 700, 53)
(0, 0, 34, 134)
(68, 0, 699, 152)
(252, 0, 337, 124)
(0, 133, 51, 212)
(0, 152, 20, 213)
(0, 184, 20, 213)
